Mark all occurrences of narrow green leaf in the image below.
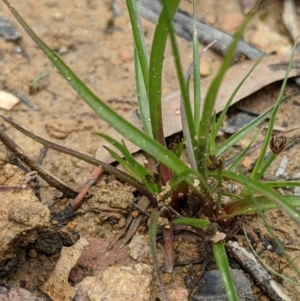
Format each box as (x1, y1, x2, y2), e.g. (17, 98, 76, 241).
(213, 242, 240, 301)
(256, 152, 276, 179)
(263, 180, 300, 188)
(213, 55, 265, 137)
(228, 127, 263, 171)
(103, 144, 159, 193)
(192, 0, 201, 132)
(209, 112, 217, 155)
(172, 217, 210, 230)
(197, 4, 258, 175)
(214, 169, 300, 223)
(103, 146, 144, 184)
(251, 42, 298, 180)
(184, 40, 217, 169)
(126, 0, 149, 94)
(216, 105, 273, 156)
(134, 48, 152, 137)
(95, 132, 150, 178)
(148, 0, 180, 144)
(221, 195, 300, 220)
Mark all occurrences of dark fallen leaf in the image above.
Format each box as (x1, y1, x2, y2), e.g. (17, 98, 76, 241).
(222, 111, 258, 134)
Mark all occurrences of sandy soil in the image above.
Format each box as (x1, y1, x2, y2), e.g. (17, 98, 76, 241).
(0, 0, 300, 300)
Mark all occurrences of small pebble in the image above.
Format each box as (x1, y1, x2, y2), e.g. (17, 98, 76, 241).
(279, 257, 287, 264)
(58, 46, 69, 55)
(120, 51, 133, 63)
(200, 59, 211, 76)
(184, 275, 193, 289)
(39, 254, 47, 261)
(0, 90, 19, 110)
(28, 249, 37, 259)
(163, 273, 172, 283)
(52, 12, 64, 21)
(0, 14, 22, 40)
(128, 235, 150, 261)
(131, 210, 139, 218)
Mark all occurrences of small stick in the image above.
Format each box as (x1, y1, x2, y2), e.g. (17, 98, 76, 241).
(71, 167, 103, 210)
(0, 182, 38, 192)
(0, 129, 79, 198)
(139, 0, 264, 59)
(37, 146, 48, 164)
(227, 240, 293, 301)
(14, 90, 40, 110)
(119, 197, 150, 248)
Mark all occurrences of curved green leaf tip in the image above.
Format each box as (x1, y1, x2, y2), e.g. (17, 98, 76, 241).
(173, 217, 210, 230)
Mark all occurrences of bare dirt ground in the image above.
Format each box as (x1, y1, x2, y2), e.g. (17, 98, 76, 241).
(0, 0, 300, 300)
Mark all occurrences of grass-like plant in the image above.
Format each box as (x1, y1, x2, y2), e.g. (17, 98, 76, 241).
(3, 0, 300, 299)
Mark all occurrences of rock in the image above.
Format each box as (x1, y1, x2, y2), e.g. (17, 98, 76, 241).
(45, 120, 74, 139)
(0, 90, 19, 110)
(76, 263, 153, 301)
(192, 269, 255, 301)
(200, 59, 211, 77)
(0, 142, 50, 272)
(167, 287, 189, 301)
(0, 286, 46, 301)
(0, 14, 22, 41)
(128, 235, 150, 261)
(69, 237, 128, 283)
(0, 180, 50, 265)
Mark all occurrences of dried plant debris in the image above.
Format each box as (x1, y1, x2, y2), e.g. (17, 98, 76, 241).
(227, 240, 293, 301)
(0, 14, 22, 40)
(40, 237, 90, 301)
(139, 0, 263, 59)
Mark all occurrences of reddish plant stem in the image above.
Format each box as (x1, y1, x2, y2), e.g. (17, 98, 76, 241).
(71, 166, 104, 210)
(163, 225, 174, 273)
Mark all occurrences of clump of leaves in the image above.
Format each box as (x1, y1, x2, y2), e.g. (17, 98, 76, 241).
(3, 0, 300, 299)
